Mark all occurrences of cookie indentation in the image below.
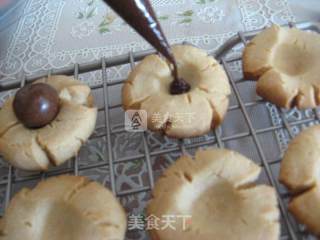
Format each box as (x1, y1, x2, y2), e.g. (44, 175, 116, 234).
(280, 125, 320, 236)
(0, 75, 97, 171)
(243, 25, 320, 109)
(123, 45, 231, 138)
(0, 175, 127, 240)
(274, 43, 313, 76)
(148, 149, 280, 240)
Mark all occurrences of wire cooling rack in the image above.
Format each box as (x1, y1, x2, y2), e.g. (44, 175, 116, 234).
(0, 21, 320, 240)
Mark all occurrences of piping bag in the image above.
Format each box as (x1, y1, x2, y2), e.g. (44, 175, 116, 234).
(102, 0, 190, 94)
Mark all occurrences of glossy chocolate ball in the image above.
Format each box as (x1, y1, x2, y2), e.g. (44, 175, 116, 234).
(13, 83, 59, 128)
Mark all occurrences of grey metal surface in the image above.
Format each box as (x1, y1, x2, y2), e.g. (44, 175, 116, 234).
(0, 21, 319, 240)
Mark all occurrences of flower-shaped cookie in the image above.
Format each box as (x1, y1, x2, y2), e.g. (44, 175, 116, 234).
(123, 45, 231, 138)
(280, 125, 320, 236)
(243, 25, 320, 109)
(147, 148, 280, 240)
(0, 175, 127, 240)
(0, 75, 97, 171)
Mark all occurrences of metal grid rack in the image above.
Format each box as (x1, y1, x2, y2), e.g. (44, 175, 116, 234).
(0, 21, 319, 240)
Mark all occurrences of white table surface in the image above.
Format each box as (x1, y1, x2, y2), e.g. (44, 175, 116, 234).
(0, 0, 319, 84)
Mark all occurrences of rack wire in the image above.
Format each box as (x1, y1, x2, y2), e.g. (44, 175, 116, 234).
(0, 21, 319, 240)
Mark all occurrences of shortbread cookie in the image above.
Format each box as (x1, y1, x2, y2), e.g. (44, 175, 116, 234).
(0, 175, 127, 240)
(147, 148, 280, 240)
(123, 45, 231, 138)
(0, 75, 97, 171)
(243, 25, 320, 109)
(279, 125, 320, 236)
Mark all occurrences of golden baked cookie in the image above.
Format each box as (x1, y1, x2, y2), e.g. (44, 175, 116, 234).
(0, 175, 127, 240)
(0, 75, 97, 171)
(279, 125, 320, 236)
(123, 45, 231, 138)
(243, 25, 320, 109)
(147, 148, 280, 240)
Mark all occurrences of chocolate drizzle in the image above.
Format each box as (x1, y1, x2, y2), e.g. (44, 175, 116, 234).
(169, 77, 191, 95)
(103, 0, 190, 95)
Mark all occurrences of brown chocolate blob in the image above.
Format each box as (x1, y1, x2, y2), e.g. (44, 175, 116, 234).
(103, 0, 190, 95)
(170, 78, 191, 95)
(13, 83, 59, 128)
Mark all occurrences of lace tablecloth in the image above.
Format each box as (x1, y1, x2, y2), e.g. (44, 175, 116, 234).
(0, 0, 298, 81)
(0, 1, 320, 239)
(1, 0, 319, 81)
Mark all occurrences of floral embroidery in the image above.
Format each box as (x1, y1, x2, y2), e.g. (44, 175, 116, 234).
(71, 21, 95, 39)
(76, 0, 98, 19)
(197, 6, 225, 24)
(176, 10, 194, 24)
(195, 0, 218, 4)
(98, 13, 118, 33)
(72, 0, 224, 33)
(158, 14, 170, 21)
